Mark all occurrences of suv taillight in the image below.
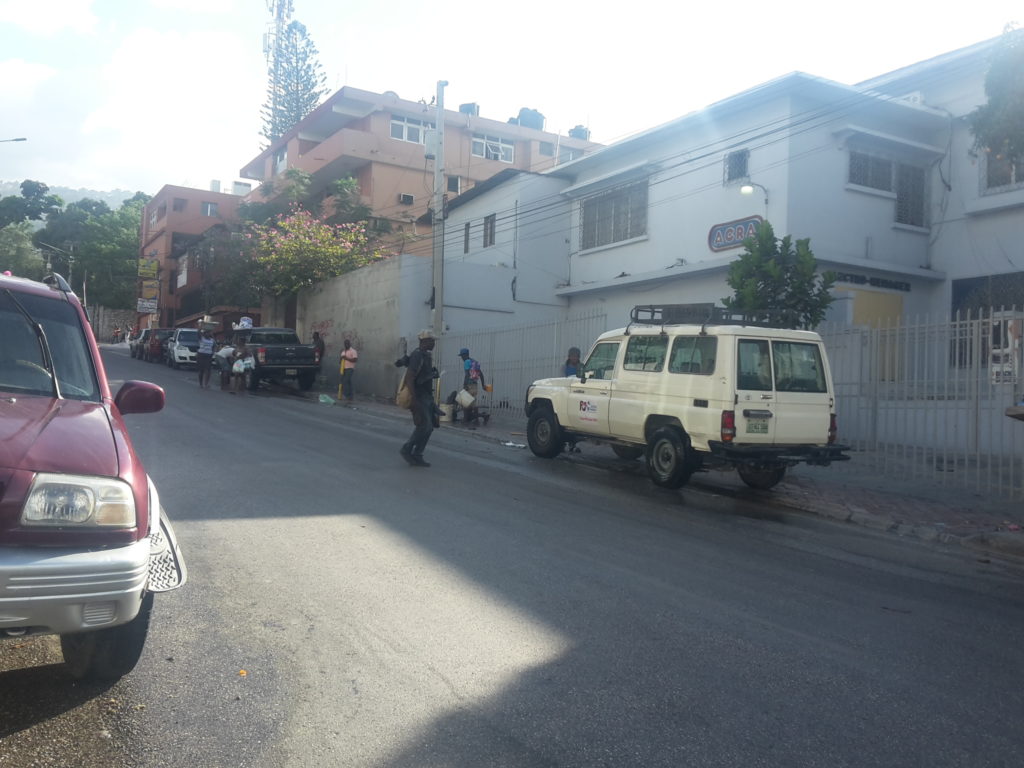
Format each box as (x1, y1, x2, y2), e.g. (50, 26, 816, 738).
(828, 413, 838, 444)
(721, 410, 736, 443)
(257, 347, 266, 363)
(314, 349, 321, 364)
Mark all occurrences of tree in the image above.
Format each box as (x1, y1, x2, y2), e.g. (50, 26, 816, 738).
(0, 222, 46, 280)
(191, 226, 261, 311)
(250, 208, 387, 296)
(73, 194, 151, 308)
(968, 27, 1024, 164)
(261, 20, 327, 144)
(722, 220, 835, 329)
(0, 180, 64, 228)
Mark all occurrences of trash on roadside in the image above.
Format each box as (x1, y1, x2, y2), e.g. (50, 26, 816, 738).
(502, 441, 527, 448)
(318, 394, 335, 405)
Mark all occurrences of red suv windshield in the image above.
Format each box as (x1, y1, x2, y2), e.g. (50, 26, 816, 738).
(0, 289, 100, 401)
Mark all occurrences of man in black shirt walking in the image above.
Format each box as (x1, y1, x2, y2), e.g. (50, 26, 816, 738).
(400, 329, 438, 467)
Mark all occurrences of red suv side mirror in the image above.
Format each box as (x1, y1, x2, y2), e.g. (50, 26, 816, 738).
(114, 380, 165, 415)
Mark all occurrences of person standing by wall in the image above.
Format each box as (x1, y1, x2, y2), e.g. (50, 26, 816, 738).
(312, 331, 325, 370)
(400, 330, 437, 467)
(196, 328, 215, 389)
(339, 338, 358, 402)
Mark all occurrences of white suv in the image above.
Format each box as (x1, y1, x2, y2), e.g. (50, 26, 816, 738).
(525, 305, 848, 490)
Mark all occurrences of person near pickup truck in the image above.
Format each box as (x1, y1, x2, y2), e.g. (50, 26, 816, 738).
(400, 330, 438, 467)
(312, 332, 325, 369)
(230, 341, 253, 395)
(340, 339, 358, 402)
(564, 347, 581, 377)
(196, 329, 215, 389)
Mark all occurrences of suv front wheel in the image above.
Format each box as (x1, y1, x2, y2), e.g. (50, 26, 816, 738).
(646, 427, 696, 489)
(527, 408, 564, 458)
(60, 591, 154, 681)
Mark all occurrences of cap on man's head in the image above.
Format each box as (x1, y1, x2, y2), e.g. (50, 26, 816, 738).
(417, 329, 435, 340)
(459, 348, 470, 357)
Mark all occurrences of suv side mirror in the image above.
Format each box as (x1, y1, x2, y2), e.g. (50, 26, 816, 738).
(114, 380, 165, 415)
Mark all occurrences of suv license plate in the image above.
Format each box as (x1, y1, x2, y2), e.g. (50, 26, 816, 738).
(286, 368, 297, 375)
(746, 418, 769, 434)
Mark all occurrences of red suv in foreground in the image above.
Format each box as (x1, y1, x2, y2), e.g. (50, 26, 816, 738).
(0, 273, 186, 681)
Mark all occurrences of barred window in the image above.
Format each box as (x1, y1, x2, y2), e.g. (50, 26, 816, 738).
(895, 163, 925, 227)
(483, 214, 496, 247)
(985, 152, 1024, 191)
(580, 181, 648, 251)
(725, 149, 749, 182)
(849, 151, 893, 191)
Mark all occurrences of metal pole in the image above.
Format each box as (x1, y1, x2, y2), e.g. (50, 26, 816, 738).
(432, 80, 448, 342)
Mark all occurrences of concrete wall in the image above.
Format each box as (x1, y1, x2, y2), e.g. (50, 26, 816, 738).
(292, 256, 405, 399)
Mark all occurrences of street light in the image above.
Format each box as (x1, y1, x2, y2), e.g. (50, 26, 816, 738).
(1, 137, 27, 143)
(739, 181, 768, 206)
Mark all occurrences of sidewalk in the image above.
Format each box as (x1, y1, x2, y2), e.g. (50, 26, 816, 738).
(324, 392, 1024, 563)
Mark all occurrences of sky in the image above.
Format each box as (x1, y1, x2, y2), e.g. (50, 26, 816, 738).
(0, 0, 1020, 197)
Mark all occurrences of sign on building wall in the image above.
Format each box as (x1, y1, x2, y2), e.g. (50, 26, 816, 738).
(137, 298, 158, 313)
(708, 216, 762, 252)
(177, 261, 188, 288)
(138, 258, 158, 279)
(140, 279, 159, 300)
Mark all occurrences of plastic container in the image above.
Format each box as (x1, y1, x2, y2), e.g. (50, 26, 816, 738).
(456, 389, 475, 408)
(438, 403, 454, 422)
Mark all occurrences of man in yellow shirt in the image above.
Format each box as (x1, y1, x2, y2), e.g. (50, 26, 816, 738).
(339, 339, 358, 402)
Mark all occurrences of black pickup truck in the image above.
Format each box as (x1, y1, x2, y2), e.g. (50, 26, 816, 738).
(231, 327, 321, 391)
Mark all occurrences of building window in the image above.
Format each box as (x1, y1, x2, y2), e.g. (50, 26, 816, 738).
(895, 163, 925, 227)
(463, 222, 471, 254)
(447, 175, 461, 194)
(539, 141, 554, 157)
(725, 149, 749, 182)
(557, 147, 581, 165)
(390, 115, 433, 144)
(472, 133, 514, 163)
(483, 214, 496, 247)
(984, 151, 1024, 192)
(148, 209, 157, 227)
(273, 147, 287, 176)
(172, 197, 187, 212)
(849, 151, 893, 191)
(580, 181, 648, 251)
(201, 202, 219, 217)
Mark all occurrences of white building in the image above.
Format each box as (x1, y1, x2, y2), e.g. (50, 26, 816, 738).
(442, 36, 1022, 332)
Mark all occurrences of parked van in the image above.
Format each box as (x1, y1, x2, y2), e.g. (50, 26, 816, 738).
(524, 305, 849, 490)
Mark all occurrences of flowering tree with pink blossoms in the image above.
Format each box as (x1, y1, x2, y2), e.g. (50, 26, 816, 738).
(250, 208, 388, 296)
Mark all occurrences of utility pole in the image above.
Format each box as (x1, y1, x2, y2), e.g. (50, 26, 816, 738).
(431, 79, 448, 341)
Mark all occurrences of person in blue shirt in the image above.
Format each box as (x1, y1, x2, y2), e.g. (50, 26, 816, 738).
(564, 347, 581, 377)
(196, 329, 215, 389)
(458, 348, 489, 425)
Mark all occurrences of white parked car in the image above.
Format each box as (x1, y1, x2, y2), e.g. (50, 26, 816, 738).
(165, 328, 199, 369)
(525, 304, 849, 490)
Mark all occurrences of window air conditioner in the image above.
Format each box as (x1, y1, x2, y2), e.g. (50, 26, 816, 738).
(399, 193, 415, 205)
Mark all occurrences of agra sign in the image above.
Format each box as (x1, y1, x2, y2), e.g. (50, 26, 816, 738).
(708, 216, 762, 252)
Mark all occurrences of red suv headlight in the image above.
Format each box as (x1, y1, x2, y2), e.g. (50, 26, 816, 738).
(22, 473, 137, 527)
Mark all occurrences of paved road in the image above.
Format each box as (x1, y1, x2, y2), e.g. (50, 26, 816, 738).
(2, 348, 1023, 767)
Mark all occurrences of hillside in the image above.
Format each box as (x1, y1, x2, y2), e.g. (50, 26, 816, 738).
(0, 181, 140, 209)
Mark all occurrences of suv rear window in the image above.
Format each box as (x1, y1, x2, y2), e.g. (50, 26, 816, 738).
(669, 336, 717, 375)
(773, 341, 827, 393)
(0, 290, 99, 401)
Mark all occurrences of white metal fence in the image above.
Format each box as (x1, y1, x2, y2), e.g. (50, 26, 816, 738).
(820, 309, 1024, 500)
(436, 310, 608, 421)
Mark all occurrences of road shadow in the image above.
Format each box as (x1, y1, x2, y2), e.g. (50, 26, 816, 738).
(0, 664, 113, 738)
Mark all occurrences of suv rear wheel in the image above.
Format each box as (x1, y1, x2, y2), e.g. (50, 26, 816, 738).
(737, 463, 787, 490)
(646, 427, 696, 489)
(527, 408, 564, 458)
(61, 591, 153, 681)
